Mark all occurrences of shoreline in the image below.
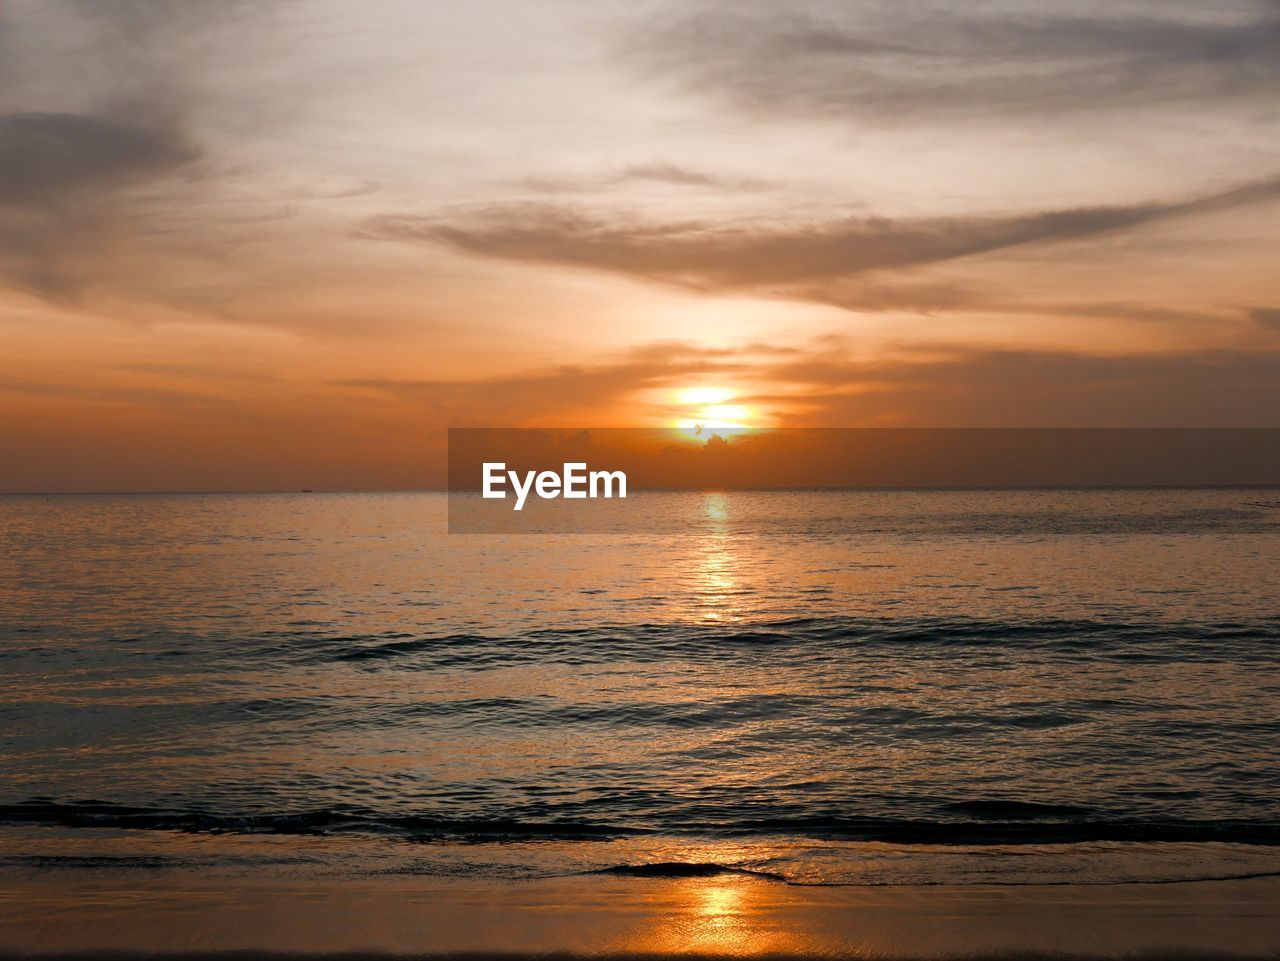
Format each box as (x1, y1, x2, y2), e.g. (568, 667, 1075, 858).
(2, 873, 1278, 958)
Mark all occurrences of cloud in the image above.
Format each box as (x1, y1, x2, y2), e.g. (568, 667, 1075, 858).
(369, 175, 1280, 301)
(0, 1, 267, 112)
(1249, 306, 1280, 329)
(631, 2, 1280, 123)
(0, 2, 268, 303)
(525, 162, 771, 194)
(0, 376, 226, 409)
(337, 342, 751, 424)
(0, 111, 199, 299)
(776, 347, 1280, 426)
(0, 111, 195, 204)
(335, 337, 1280, 429)
(618, 162, 764, 189)
(8, 338, 1280, 492)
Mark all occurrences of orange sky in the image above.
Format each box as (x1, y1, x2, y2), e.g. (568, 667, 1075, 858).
(2, 1, 1280, 491)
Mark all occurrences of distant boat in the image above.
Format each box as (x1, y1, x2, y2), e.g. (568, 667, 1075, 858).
(301, 489, 314, 493)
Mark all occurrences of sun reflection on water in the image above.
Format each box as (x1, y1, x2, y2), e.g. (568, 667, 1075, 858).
(693, 492, 740, 621)
(686, 881, 749, 952)
(624, 876, 809, 957)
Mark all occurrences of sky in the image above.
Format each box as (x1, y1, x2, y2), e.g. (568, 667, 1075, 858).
(2, 0, 1279, 491)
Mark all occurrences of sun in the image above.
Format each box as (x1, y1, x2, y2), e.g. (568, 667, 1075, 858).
(676, 386, 736, 407)
(670, 386, 759, 436)
(677, 404, 751, 429)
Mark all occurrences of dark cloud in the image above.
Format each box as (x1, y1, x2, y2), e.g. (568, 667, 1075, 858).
(0, 112, 198, 299)
(804, 283, 1237, 327)
(619, 162, 761, 189)
(0, 1, 264, 302)
(0, 376, 226, 409)
(337, 342, 749, 424)
(0, 1, 267, 111)
(774, 347, 1280, 426)
(67, 0, 262, 35)
(1249, 306, 1280, 329)
(632, 2, 1280, 122)
(525, 162, 771, 194)
(336, 338, 1280, 428)
(0, 112, 195, 204)
(370, 175, 1280, 298)
(789, 280, 986, 314)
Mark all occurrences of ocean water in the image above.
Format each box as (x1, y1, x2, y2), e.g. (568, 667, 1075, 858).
(2, 489, 1279, 889)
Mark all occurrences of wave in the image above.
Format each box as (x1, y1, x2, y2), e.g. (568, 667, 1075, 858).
(4, 800, 1279, 846)
(281, 614, 1280, 670)
(725, 816, 1280, 845)
(0, 801, 644, 840)
(588, 862, 787, 881)
(584, 862, 1280, 888)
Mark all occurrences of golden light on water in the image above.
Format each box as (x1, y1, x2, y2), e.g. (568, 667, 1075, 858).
(692, 492, 741, 621)
(702, 491, 730, 523)
(686, 881, 749, 951)
(623, 876, 809, 957)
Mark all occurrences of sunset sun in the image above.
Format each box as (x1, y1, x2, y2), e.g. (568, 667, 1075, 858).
(672, 386, 757, 432)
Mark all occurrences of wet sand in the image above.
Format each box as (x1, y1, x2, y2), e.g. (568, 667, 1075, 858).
(2, 872, 1278, 958)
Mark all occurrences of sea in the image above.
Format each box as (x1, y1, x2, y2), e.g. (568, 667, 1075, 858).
(2, 489, 1279, 890)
